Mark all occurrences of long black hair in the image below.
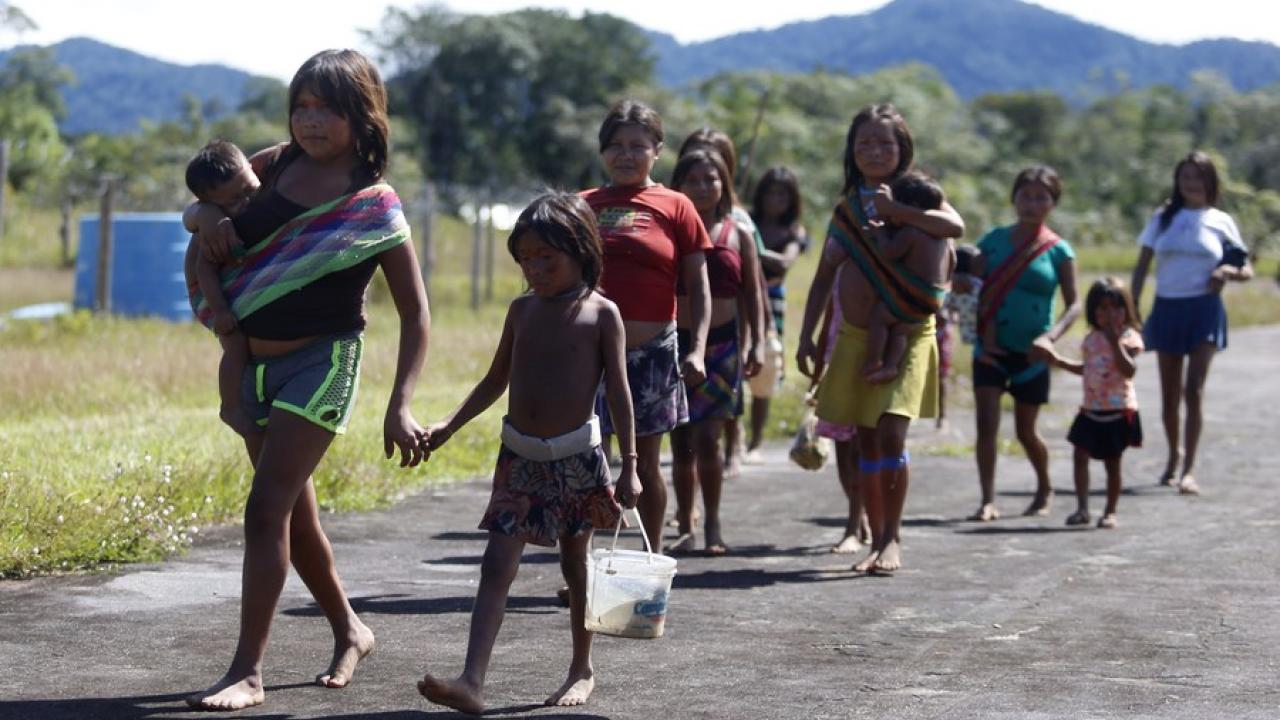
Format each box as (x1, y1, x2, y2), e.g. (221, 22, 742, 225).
(841, 103, 914, 196)
(288, 49, 390, 180)
(1158, 151, 1219, 233)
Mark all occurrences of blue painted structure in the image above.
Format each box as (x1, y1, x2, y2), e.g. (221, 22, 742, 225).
(73, 213, 192, 322)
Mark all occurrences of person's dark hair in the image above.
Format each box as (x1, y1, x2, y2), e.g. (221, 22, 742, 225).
(890, 170, 944, 212)
(954, 243, 980, 276)
(842, 103, 914, 196)
(678, 128, 738, 184)
(751, 166, 803, 228)
(1084, 276, 1141, 332)
(288, 49, 389, 180)
(1011, 165, 1062, 204)
(185, 139, 248, 198)
(598, 99, 664, 152)
(507, 192, 604, 289)
(671, 148, 735, 221)
(1158, 151, 1220, 233)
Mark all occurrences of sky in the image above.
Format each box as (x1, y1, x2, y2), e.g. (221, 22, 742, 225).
(3, 0, 1278, 82)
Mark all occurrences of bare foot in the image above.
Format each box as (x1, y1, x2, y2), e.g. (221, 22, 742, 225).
(1065, 509, 1090, 526)
(852, 547, 881, 573)
(556, 585, 572, 606)
(1178, 475, 1200, 496)
(186, 674, 264, 711)
(725, 453, 742, 479)
(545, 670, 594, 707)
(316, 623, 375, 688)
(667, 508, 701, 529)
(1159, 453, 1182, 486)
(704, 527, 728, 556)
(1022, 493, 1053, 517)
(418, 673, 483, 716)
(967, 503, 1000, 522)
(831, 533, 863, 554)
(1097, 513, 1118, 529)
(872, 539, 901, 573)
(664, 532, 696, 555)
(703, 542, 729, 557)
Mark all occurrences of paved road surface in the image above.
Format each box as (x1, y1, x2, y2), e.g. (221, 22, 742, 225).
(2, 326, 1278, 719)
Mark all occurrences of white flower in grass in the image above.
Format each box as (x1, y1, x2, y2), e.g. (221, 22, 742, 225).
(56, 515, 64, 524)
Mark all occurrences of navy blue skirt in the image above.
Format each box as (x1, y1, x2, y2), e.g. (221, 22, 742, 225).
(1144, 293, 1227, 355)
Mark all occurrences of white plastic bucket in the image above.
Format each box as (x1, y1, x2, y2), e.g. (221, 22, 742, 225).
(585, 512, 677, 638)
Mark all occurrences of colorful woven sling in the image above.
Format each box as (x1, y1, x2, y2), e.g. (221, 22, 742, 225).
(825, 194, 946, 323)
(976, 225, 1061, 338)
(192, 183, 410, 329)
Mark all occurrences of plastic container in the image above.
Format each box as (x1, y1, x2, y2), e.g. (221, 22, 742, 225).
(585, 512, 677, 639)
(74, 213, 192, 321)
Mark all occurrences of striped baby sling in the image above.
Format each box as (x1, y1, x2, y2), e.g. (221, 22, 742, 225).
(192, 183, 409, 329)
(824, 193, 946, 323)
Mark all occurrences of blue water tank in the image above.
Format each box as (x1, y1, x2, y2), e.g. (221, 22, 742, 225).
(74, 213, 193, 322)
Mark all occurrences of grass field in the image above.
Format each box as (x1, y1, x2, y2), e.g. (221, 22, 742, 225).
(2, 202, 1278, 576)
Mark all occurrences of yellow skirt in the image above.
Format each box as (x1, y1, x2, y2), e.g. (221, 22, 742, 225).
(815, 316, 939, 429)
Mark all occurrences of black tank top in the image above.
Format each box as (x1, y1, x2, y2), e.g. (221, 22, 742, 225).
(234, 146, 381, 340)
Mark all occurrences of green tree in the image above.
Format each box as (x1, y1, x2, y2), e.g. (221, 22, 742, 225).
(373, 7, 652, 198)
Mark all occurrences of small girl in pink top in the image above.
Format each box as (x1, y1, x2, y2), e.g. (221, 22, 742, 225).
(1047, 277, 1144, 529)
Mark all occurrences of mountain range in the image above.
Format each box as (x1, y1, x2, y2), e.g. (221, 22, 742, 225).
(647, 0, 1280, 97)
(4, 0, 1280, 135)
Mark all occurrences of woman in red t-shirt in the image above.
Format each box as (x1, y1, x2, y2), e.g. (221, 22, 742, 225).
(581, 99, 712, 551)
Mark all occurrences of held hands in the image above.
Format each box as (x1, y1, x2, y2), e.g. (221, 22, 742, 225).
(420, 420, 455, 452)
(1027, 333, 1058, 366)
(384, 406, 429, 468)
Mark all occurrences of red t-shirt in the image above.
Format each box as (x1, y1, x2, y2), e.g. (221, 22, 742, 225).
(581, 184, 711, 322)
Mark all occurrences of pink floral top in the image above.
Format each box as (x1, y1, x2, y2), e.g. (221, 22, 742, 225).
(1081, 328, 1143, 411)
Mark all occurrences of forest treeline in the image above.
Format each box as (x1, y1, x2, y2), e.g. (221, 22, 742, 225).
(1, 5, 1277, 262)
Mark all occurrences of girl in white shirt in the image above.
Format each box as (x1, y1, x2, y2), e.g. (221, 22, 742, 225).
(1130, 151, 1253, 496)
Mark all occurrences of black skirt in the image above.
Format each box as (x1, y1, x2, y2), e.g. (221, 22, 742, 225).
(1067, 409, 1143, 460)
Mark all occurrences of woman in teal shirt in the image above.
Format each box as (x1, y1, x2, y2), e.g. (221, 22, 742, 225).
(969, 166, 1081, 522)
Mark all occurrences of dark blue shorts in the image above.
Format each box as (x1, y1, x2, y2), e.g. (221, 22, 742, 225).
(1144, 293, 1227, 355)
(972, 350, 1050, 405)
(242, 332, 363, 434)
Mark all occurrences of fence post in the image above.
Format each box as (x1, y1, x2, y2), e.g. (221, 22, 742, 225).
(419, 181, 436, 294)
(484, 200, 495, 302)
(94, 177, 116, 313)
(59, 193, 76, 267)
(0, 139, 9, 241)
(470, 202, 482, 311)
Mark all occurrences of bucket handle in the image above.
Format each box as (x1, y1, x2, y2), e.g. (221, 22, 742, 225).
(604, 509, 658, 569)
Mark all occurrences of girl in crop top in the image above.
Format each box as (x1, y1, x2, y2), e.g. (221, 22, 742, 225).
(665, 147, 764, 557)
(183, 50, 430, 713)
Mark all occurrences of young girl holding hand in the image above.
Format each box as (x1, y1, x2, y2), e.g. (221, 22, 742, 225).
(1048, 278, 1144, 529)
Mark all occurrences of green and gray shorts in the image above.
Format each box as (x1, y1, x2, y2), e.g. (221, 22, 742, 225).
(242, 332, 363, 434)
